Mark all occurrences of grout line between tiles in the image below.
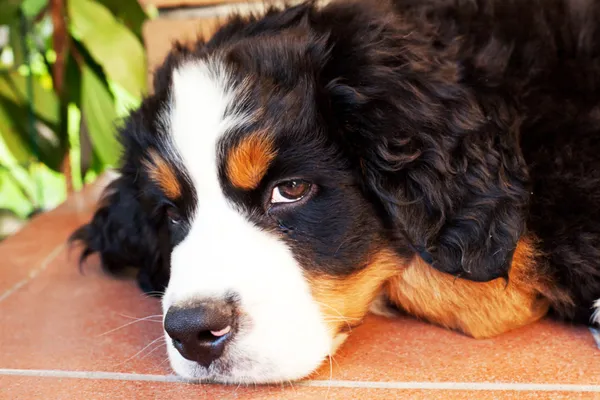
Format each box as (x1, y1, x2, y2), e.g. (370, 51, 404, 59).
(299, 380, 600, 392)
(590, 327, 600, 349)
(0, 369, 599, 392)
(0, 244, 65, 304)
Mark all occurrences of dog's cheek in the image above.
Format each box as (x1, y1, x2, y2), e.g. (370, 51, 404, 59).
(305, 248, 403, 336)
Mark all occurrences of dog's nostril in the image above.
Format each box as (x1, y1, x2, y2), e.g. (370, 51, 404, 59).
(172, 338, 184, 353)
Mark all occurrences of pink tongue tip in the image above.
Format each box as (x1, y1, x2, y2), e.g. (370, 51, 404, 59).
(210, 326, 231, 337)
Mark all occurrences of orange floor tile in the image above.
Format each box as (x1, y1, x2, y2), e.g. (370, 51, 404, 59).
(1, 176, 599, 399)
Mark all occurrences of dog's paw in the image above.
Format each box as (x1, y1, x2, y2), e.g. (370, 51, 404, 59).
(592, 298, 600, 325)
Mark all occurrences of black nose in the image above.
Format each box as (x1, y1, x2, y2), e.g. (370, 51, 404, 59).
(164, 301, 235, 368)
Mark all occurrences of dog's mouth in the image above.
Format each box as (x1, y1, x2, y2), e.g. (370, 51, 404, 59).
(164, 329, 349, 383)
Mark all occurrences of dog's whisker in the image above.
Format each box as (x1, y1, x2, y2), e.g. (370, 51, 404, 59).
(326, 353, 333, 398)
(118, 336, 165, 366)
(159, 356, 172, 368)
(322, 316, 361, 322)
(286, 379, 297, 393)
(140, 341, 167, 360)
(116, 313, 163, 321)
(314, 301, 351, 317)
(333, 234, 354, 257)
(333, 353, 341, 367)
(98, 315, 164, 337)
(315, 301, 356, 331)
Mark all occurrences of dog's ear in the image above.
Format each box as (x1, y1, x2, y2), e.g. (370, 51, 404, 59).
(358, 121, 530, 282)
(344, 86, 531, 282)
(70, 39, 191, 294)
(321, 24, 531, 281)
(70, 174, 171, 294)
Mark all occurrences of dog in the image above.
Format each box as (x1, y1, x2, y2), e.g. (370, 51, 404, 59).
(71, 0, 600, 383)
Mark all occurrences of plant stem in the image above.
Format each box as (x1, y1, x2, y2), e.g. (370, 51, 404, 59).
(50, 0, 67, 95)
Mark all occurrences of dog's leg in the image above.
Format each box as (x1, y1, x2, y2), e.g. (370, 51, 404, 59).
(384, 237, 557, 339)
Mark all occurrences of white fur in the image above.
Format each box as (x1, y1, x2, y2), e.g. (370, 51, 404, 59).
(162, 60, 334, 383)
(592, 299, 600, 325)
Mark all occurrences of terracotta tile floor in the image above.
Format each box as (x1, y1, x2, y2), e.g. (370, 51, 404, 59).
(1, 175, 600, 399)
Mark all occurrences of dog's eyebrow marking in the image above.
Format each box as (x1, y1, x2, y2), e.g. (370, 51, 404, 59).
(144, 149, 182, 199)
(226, 130, 277, 190)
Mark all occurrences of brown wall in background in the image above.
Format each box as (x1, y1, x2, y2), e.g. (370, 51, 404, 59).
(143, 17, 222, 89)
(141, 1, 277, 91)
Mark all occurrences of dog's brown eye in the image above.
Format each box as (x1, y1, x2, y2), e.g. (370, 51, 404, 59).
(166, 207, 181, 224)
(271, 180, 311, 204)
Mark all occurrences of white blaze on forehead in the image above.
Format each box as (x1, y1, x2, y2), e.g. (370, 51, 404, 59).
(169, 60, 234, 197)
(162, 60, 334, 382)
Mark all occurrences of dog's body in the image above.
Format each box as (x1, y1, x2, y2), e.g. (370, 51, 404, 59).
(73, 0, 600, 383)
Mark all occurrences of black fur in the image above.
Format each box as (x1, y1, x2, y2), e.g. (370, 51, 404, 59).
(71, 0, 600, 324)
(70, 103, 174, 295)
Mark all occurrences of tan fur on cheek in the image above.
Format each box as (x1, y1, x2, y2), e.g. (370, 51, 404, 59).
(226, 131, 277, 190)
(143, 150, 181, 199)
(385, 236, 568, 339)
(306, 249, 402, 335)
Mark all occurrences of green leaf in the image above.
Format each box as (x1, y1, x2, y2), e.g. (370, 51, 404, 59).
(67, 102, 83, 191)
(0, 169, 33, 218)
(0, 0, 22, 25)
(0, 70, 59, 126)
(70, 37, 106, 93)
(109, 79, 140, 118)
(96, 0, 147, 41)
(0, 96, 65, 170)
(21, 0, 48, 18)
(68, 0, 146, 97)
(0, 100, 30, 164)
(9, 19, 24, 67)
(80, 65, 120, 167)
(0, 70, 64, 170)
(64, 52, 81, 106)
(31, 161, 66, 210)
(0, 122, 37, 203)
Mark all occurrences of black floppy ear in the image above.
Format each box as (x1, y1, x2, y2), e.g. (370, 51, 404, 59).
(70, 174, 170, 295)
(360, 128, 530, 282)
(324, 54, 529, 282)
(345, 87, 532, 282)
(316, 10, 531, 282)
(70, 43, 185, 295)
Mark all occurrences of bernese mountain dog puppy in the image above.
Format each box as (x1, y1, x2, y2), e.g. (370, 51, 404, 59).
(71, 0, 600, 383)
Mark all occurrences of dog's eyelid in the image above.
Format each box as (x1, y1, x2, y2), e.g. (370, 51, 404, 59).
(165, 204, 182, 224)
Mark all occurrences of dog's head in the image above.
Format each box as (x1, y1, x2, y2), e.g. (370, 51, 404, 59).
(71, 1, 530, 383)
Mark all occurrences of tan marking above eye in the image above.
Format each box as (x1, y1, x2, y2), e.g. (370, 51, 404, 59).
(226, 131, 277, 190)
(143, 150, 182, 200)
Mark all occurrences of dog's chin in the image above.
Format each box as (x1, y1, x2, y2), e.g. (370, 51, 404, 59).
(165, 332, 350, 384)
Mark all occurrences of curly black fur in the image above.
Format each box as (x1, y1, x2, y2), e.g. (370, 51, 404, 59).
(70, 103, 173, 295)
